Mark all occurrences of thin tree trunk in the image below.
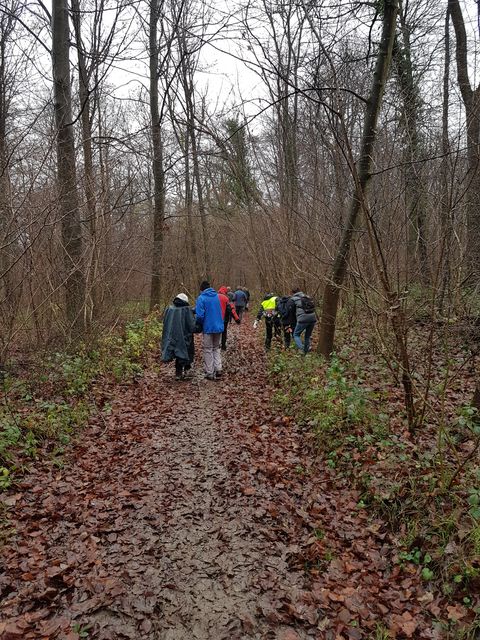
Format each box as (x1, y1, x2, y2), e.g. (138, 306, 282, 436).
(97, 100, 113, 310)
(71, 0, 98, 323)
(318, 0, 399, 357)
(449, 0, 480, 282)
(0, 6, 20, 357)
(149, 0, 165, 311)
(52, 0, 85, 336)
(449, 0, 480, 410)
(184, 83, 209, 279)
(439, 6, 452, 313)
(393, 0, 429, 282)
(183, 132, 199, 286)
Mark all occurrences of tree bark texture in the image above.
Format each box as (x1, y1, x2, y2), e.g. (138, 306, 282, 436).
(318, 0, 399, 357)
(439, 6, 453, 312)
(149, 0, 166, 311)
(52, 0, 86, 336)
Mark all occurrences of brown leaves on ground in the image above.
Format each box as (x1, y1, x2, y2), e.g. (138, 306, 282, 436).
(0, 321, 464, 638)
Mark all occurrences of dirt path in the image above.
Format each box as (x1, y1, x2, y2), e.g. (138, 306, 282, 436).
(1, 324, 437, 639)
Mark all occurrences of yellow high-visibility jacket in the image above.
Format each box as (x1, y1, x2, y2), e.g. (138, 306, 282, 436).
(257, 295, 278, 319)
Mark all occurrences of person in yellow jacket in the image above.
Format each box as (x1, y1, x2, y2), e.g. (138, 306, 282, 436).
(253, 292, 281, 350)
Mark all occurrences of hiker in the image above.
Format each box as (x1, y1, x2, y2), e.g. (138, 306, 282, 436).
(161, 293, 195, 381)
(195, 280, 224, 380)
(234, 286, 248, 322)
(276, 294, 295, 348)
(243, 287, 251, 311)
(226, 286, 235, 303)
(287, 288, 316, 354)
(253, 292, 281, 350)
(218, 286, 240, 351)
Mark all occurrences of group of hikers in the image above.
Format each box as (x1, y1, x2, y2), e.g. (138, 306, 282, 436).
(161, 281, 315, 381)
(254, 288, 316, 352)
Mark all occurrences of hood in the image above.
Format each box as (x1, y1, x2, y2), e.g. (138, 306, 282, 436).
(173, 297, 189, 307)
(199, 287, 218, 298)
(263, 292, 275, 300)
(218, 286, 228, 295)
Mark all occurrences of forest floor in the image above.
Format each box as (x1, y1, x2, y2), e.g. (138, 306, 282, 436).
(0, 321, 463, 639)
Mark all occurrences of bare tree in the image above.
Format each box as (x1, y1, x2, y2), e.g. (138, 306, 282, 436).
(318, 0, 399, 356)
(448, 0, 480, 282)
(393, 0, 430, 282)
(52, 0, 85, 335)
(0, 1, 22, 351)
(149, 0, 166, 309)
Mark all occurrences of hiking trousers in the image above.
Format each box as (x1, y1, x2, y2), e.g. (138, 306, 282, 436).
(265, 317, 281, 350)
(235, 306, 245, 322)
(175, 358, 191, 377)
(282, 324, 293, 348)
(203, 333, 222, 376)
(293, 320, 316, 353)
(221, 319, 229, 350)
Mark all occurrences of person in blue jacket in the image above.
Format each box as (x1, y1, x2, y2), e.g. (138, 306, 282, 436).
(195, 281, 224, 380)
(234, 287, 248, 322)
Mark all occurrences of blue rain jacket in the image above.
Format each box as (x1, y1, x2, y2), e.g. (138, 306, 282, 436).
(195, 288, 224, 334)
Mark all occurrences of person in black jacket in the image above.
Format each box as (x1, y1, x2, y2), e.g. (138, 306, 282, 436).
(276, 295, 295, 348)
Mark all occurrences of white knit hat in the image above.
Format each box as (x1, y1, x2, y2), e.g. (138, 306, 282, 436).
(176, 293, 189, 303)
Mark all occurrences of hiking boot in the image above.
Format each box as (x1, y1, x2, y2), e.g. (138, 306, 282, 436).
(215, 371, 223, 379)
(175, 373, 183, 381)
(184, 370, 193, 380)
(205, 374, 215, 381)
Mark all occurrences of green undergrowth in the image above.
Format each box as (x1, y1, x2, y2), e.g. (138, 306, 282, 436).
(269, 348, 480, 627)
(0, 316, 162, 489)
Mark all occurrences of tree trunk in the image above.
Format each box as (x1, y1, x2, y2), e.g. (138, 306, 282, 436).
(393, 0, 429, 282)
(183, 132, 199, 287)
(52, 0, 85, 336)
(318, 0, 399, 357)
(439, 6, 453, 313)
(0, 11, 15, 349)
(183, 77, 210, 280)
(149, 0, 165, 311)
(449, 0, 480, 282)
(71, 0, 98, 323)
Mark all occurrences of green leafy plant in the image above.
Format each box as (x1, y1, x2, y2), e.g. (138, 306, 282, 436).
(467, 489, 480, 521)
(72, 623, 91, 638)
(0, 467, 11, 490)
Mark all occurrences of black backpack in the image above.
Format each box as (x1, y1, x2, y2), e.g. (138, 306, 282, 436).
(276, 296, 291, 322)
(299, 295, 315, 314)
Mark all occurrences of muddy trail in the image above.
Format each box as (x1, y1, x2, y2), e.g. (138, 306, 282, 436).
(1, 324, 439, 639)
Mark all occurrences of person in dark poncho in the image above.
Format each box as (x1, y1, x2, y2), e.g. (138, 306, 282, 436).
(161, 293, 195, 380)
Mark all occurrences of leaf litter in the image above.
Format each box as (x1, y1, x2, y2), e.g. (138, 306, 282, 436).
(0, 323, 450, 638)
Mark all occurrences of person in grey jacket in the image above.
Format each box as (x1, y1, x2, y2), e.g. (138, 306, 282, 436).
(286, 288, 316, 354)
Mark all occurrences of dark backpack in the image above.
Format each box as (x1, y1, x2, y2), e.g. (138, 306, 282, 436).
(299, 295, 315, 314)
(276, 296, 291, 322)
